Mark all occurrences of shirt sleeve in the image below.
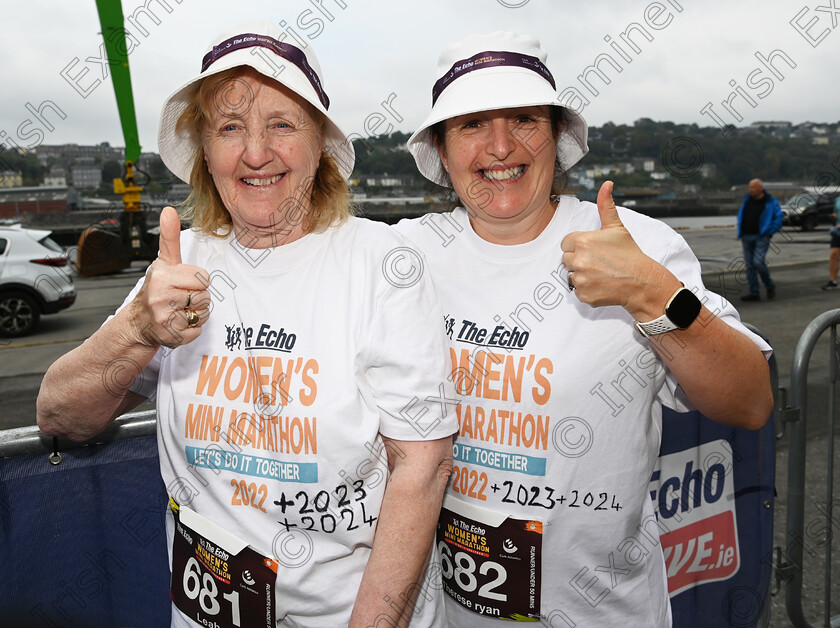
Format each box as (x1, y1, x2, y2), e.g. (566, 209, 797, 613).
(652, 231, 772, 412)
(358, 235, 459, 442)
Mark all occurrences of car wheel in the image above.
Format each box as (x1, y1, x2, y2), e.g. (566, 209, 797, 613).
(802, 214, 818, 231)
(0, 291, 41, 337)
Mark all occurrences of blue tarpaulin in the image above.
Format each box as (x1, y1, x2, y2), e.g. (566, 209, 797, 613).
(0, 436, 171, 627)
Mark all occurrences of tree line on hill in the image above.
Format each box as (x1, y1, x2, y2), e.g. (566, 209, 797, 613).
(349, 121, 840, 191)
(4, 120, 838, 193)
(588, 119, 840, 190)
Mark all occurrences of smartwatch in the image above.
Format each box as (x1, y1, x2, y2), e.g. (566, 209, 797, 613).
(634, 286, 702, 338)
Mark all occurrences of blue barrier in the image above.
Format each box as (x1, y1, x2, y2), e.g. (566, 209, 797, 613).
(658, 407, 775, 628)
(0, 415, 776, 628)
(0, 381, 775, 628)
(0, 435, 171, 627)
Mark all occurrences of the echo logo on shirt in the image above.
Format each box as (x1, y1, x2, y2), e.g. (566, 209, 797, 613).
(447, 317, 530, 350)
(225, 322, 298, 352)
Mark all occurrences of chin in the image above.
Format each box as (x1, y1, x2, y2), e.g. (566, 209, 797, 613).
(482, 202, 530, 220)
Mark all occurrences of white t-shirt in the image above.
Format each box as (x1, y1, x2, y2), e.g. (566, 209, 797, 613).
(118, 217, 458, 627)
(394, 198, 770, 628)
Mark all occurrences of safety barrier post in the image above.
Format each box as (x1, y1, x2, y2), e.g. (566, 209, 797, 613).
(778, 308, 840, 628)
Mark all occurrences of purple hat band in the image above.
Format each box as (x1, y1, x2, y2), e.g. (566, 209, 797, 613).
(201, 33, 330, 109)
(431, 50, 556, 105)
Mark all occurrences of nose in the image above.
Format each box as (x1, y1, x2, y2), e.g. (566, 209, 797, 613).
(487, 118, 514, 160)
(242, 130, 273, 170)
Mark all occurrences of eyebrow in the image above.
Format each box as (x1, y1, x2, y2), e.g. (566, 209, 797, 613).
(209, 108, 303, 123)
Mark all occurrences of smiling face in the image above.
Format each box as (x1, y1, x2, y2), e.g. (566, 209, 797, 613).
(202, 68, 324, 247)
(437, 106, 559, 244)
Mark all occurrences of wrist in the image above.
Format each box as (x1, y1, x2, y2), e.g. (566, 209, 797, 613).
(115, 298, 160, 350)
(625, 265, 682, 322)
(634, 283, 703, 338)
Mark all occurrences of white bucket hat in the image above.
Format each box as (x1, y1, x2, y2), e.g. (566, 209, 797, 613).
(158, 20, 355, 183)
(407, 31, 588, 187)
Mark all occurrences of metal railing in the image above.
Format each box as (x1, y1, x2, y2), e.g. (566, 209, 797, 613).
(776, 308, 840, 628)
(0, 408, 156, 460)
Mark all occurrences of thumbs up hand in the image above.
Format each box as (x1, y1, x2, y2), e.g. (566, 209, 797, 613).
(594, 180, 624, 231)
(560, 182, 679, 317)
(127, 207, 213, 349)
(158, 204, 184, 265)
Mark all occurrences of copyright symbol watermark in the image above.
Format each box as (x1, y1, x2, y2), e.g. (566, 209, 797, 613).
(102, 357, 144, 398)
(722, 586, 763, 626)
(661, 137, 704, 178)
(213, 76, 255, 118)
(382, 247, 424, 288)
(497, 0, 529, 6)
(551, 417, 594, 458)
(272, 528, 313, 568)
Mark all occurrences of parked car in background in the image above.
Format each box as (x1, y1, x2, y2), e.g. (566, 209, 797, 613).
(0, 225, 76, 337)
(782, 192, 839, 231)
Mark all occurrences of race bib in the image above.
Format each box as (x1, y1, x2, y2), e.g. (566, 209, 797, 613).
(170, 498, 279, 628)
(437, 496, 542, 621)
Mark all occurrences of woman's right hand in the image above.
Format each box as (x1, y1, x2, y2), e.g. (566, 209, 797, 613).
(125, 206, 212, 349)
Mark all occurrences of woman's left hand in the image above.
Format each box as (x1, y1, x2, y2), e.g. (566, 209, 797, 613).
(562, 183, 774, 430)
(560, 181, 680, 320)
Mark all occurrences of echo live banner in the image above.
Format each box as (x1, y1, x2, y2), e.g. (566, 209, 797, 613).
(655, 407, 775, 627)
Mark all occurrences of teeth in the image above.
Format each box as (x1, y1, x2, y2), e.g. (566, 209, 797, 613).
(482, 166, 525, 182)
(242, 174, 284, 186)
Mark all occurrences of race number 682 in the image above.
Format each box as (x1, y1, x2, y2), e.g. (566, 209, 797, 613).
(438, 541, 508, 601)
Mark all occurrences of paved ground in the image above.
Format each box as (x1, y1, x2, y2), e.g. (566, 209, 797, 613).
(0, 265, 158, 429)
(1, 222, 838, 626)
(671, 226, 840, 627)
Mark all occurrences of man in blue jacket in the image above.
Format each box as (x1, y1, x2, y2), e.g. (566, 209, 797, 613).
(737, 179, 784, 301)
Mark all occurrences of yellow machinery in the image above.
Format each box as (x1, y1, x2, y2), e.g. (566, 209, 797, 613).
(75, 0, 159, 277)
(76, 161, 156, 277)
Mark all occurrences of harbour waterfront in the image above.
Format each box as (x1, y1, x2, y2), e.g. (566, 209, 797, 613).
(660, 215, 737, 230)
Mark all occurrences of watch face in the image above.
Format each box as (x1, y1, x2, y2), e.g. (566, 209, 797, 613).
(667, 289, 703, 328)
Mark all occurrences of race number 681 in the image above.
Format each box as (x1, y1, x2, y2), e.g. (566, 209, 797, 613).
(183, 557, 242, 625)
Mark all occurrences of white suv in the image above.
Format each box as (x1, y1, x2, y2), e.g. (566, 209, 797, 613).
(0, 225, 76, 337)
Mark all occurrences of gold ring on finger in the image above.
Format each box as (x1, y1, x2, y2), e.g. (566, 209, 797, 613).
(185, 308, 200, 328)
(185, 290, 194, 309)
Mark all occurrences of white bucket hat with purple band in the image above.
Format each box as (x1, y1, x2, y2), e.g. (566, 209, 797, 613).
(407, 31, 589, 187)
(158, 19, 355, 183)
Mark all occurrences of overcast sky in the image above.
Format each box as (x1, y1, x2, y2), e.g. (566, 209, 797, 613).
(2, 0, 840, 154)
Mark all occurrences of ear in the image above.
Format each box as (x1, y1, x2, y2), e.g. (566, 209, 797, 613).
(436, 141, 449, 173)
(551, 106, 565, 141)
(204, 149, 213, 175)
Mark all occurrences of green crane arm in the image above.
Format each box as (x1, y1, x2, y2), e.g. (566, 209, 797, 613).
(94, 0, 141, 164)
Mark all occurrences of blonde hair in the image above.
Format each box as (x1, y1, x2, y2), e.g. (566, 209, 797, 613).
(175, 67, 352, 237)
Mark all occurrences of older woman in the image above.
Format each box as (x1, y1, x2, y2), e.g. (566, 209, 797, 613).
(395, 32, 774, 626)
(37, 21, 455, 628)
